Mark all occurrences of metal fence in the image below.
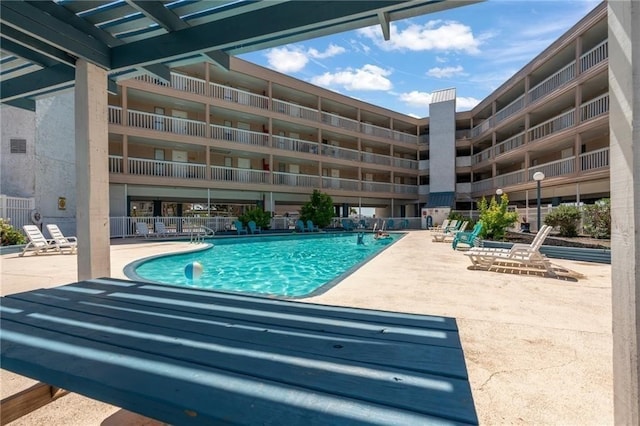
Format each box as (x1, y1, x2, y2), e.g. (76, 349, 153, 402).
(0, 195, 35, 231)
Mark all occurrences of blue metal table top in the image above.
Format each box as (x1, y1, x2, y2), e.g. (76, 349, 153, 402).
(0, 278, 477, 425)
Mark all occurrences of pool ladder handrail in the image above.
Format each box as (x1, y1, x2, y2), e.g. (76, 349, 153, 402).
(190, 226, 215, 244)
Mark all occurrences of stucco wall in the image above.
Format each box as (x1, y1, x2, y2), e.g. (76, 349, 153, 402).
(0, 105, 36, 198)
(428, 98, 456, 193)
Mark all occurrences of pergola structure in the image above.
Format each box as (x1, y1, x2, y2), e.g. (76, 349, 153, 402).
(0, 1, 638, 423)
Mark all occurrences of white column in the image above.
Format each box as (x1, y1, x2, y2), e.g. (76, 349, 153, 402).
(609, 1, 640, 424)
(75, 59, 111, 280)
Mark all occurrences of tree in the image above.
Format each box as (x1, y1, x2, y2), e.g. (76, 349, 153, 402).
(238, 207, 272, 229)
(544, 205, 582, 237)
(477, 194, 519, 240)
(300, 190, 334, 228)
(582, 198, 611, 239)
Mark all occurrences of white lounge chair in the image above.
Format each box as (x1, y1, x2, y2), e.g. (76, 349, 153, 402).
(432, 221, 468, 242)
(135, 222, 155, 238)
(46, 224, 78, 254)
(155, 221, 170, 237)
(429, 219, 450, 233)
(20, 225, 57, 256)
(464, 225, 556, 276)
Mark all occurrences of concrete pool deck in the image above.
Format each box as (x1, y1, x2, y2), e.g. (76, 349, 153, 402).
(0, 230, 613, 425)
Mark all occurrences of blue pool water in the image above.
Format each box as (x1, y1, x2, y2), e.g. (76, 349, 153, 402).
(127, 233, 402, 297)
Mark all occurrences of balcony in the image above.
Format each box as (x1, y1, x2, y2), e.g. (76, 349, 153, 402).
(494, 132, 525, 157)
(321, 144, 360, 162)
(494, 170, 526, 188)
(211, 124, 269, 147)
(580, 40, 608, 73)
(322, 176, 360, 191)
(272, 172, 320, 188)
(273, 135, 319, 154)
(494, 95, 525, 125)
(580, 93, 609, 122)
(580, 147, 609, 171)
(362, 181, 394, 193)
(211, 82, 268, 109)
(112, 156, 208, 180)
(456, 156, 471, 168)
(394, 183, 418, 194)
(123, 109, 207, 138)
(528, 62, 576, 103)
(472, 147, 492, 165)
(363, 152, 392, 166)
(393, 157, 419, 170)
(528, 109, 575, 142)
(529, 156, 575, 180)
(272, 99, 319, 121)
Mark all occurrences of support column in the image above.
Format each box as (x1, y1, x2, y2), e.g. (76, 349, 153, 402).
(609, 1, 640, 424)
(75, 59, 110, 280)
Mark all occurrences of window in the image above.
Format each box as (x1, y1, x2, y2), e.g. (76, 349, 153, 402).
(10, 139, 26, 154)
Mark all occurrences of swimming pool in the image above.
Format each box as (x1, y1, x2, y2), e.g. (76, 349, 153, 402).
(125, 233, 403, 298)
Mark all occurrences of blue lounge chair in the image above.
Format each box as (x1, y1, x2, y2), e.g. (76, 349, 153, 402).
(247, 221, 261, 234)
(234, 220, 248, 235)
(386, 219, 395, 230)
(341, 219, 355, 231)
(306, 220, 319, 232)
(452, 222, 483, 250)
(295, 219, 306, 232)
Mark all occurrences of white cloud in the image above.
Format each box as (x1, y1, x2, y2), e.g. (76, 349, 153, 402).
(265, 46, 308, 73)
(426, 65, 465, 79)
(358, 20, 481, 54)
(308, 43, 346, 59)
(310, 64, 393, 91)
(399, 91, 432, 108)
(435, 56, 448, 63)
(456, 96, 481, 111)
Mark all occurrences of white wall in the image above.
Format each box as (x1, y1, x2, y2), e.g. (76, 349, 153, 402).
(0, 105, 36, 198)
(428, 97, 456, 193)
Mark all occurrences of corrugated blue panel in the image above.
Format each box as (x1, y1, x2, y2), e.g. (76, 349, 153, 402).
(427, 192, 456, 208)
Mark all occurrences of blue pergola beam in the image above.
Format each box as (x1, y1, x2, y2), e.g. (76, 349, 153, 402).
(0, 63, 74, 102)
(125, 1, 190, 32)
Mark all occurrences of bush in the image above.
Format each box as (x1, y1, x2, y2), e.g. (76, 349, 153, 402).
(583, 198, 611, 239)
(300, 190, 334, 228)
(1, 219, 26, 246)
(238, 207, 272, 229)
(544, 205, 582, 237)
(447, 212, 476, 229)
(477, 194, 519, 240)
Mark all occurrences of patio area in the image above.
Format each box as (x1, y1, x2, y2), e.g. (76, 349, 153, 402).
(0, 230, 613, 425)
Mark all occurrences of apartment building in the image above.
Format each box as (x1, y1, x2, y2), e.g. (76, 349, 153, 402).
(2, 2, 609, 225)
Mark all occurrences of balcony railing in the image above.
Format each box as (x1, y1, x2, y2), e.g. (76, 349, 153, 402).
(273, 135, 319, 154)
(528, 109, 575, 142)
(393, 157, 419, 169)
(272, 172, 320, 187)
(528, 62, 576, 103)
(271, 99, 319, 121)
(392, 131, 418, 144)
(321, 112, 360, 132)
(580, 147, 609, 171)
(128, 157, 207, 179)
(471, 178, 494, 193)
(109, 155, 123, 173)
(210, 166, 268, 184)
(108, 106, 122, 125)
(470, 118, 492, 138)
(494, 170, 526, 188)
(494, 95, 525, 124)
(394, 183, 418, 194)
(580, 40, 608, 73)
(362, 181, 393, 193)
(494, 132, 525, 156)
(529, 156, 575, 179)
(472, 147, 492, 165)
(172, 73, 207, 95)
(580, 93, 609, 122)
(362, 152, 392, 166)
(210, 82, 269, 109)
(322, 176, 360, 191)
(362, 123, 391, 139)
(321, 145, 360, 162)
(210, 124, 270, 147)
(128, 110, 206, 137)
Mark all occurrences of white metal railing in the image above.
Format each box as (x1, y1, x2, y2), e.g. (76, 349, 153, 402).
(134, 74, 171, 87)
(362, 152, 392, 166)
(494, 170, 526, 187)
(494, 132, 525, 156)
(470, 118, 492, 138)
(362, 123, 391, 139)
(210, 124, 269, 147)
(110, 216, 232, 238)
(529, 156, 575, 179)
(392, 130, 418, 144)
(171, 73, 206, 95)
(471, 178, 494, 193)
(271, 99, 319, 121)
(394, 183, 418, 194)
(580, 40, 608, 73)
(580, 147, 609, 171)
(494, 95, 525, 124)
(0, 194, 35, 232)
(273, 135, 319, 154)
(109, 155, 123, 173)
(322, 176, 360, 191)
(127, 110, 206, 137)
(320, 144, 360, 162)
(393, 157, 419, 169)
(528, 62, 576, 102)
(455, 156, 471, 168)
(456, 183, 471, 194)
(108, 106, 122, 124)
(528, 109, 575, 142)
(209, 166, 268, 184)
(321, 112, 360, 132)
(580, 93, 609, 122)
(362, 181, 393, 193)
(419, 159, 429, 171)
(128, 157, 207, 179)
(472, 147, 492, 165)
(272, 172, 320, 187)
(210, 82, 269, 109)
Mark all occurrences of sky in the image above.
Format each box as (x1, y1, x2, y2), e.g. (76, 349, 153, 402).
(238, 0, 602, 118)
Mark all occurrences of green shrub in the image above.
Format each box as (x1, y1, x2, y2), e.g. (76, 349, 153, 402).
(300, 190, 334, 228)
(1, 219, 26, 246)
(447, 212, 476, 229)
(583, 198, 611, 239)
(544, 205, 582, 237)
(238, 207, 272, 229)
(477, 194, 519, 241)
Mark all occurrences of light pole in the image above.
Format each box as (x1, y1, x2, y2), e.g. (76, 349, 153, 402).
(533, 172, 545, 231)
(495, 188, 503, 201)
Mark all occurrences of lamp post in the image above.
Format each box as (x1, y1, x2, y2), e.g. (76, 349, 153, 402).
(533, 172, 545, 231)
(495, 188, 503, 200)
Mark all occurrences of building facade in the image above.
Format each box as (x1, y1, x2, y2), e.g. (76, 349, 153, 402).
(2, 2, 609, 228)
